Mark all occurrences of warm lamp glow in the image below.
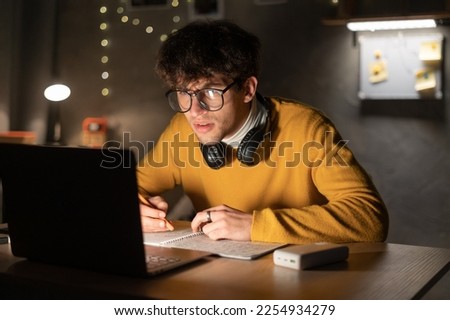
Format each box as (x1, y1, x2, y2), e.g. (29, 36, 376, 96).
(44, 84, 71, 102)
(347, 19, 436, 31)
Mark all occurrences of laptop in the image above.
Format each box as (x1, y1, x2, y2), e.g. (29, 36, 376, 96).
(0, 143, 210, 277)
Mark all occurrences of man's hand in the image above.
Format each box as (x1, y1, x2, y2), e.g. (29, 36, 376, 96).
(191, 204, 252, 241)
(139, 194, 174, 232)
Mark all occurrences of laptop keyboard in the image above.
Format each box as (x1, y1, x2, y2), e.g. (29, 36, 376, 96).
(146, 255, 181, 271)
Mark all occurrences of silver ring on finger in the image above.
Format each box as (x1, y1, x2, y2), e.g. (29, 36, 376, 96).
(206, 210, 212, 223)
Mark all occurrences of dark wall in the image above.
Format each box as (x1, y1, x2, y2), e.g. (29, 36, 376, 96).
(2, 0, 449, 250)
(0, 0, 15, 129)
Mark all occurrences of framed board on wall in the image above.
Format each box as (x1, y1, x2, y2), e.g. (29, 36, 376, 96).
(358, 33, 444, 100)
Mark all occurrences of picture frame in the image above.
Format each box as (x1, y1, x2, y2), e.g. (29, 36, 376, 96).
(126, 0, 170, 11)
(188, 0, 225, 21)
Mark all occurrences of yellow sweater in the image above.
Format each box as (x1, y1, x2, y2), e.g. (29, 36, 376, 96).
(137, 97, 389, 244)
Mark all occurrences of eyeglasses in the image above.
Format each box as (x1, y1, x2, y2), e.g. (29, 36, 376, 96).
(165, 81, 237, 113)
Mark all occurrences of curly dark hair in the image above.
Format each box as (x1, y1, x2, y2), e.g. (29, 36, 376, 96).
(155, 20, 261, 89)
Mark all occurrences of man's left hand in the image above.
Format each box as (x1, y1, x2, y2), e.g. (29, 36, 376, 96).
(191, 205, 252, 241)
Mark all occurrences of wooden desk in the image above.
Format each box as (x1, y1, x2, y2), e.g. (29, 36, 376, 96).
(0, 241, 448, 299)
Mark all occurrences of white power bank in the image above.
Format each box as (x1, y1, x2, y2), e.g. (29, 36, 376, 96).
(273, 243, 349, 270)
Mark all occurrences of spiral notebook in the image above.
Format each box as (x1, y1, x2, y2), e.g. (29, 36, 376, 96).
(144, 225, 286, 260)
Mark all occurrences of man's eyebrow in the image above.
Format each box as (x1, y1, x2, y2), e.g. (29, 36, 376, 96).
(178, 82, 224, 91)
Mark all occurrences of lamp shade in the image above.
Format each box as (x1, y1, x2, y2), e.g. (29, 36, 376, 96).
(44, 84, 71, 102)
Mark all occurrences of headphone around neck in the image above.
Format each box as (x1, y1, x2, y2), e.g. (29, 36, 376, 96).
(200, 93, 271, 169)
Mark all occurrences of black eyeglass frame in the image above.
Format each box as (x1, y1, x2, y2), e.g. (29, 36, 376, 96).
(165, 81, 238, 113)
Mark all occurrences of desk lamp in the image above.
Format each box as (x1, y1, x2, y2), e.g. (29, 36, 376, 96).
(44, 83, 71, 145)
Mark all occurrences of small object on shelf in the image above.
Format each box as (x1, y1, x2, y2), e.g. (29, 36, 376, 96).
(0, 131, 36, 144)
(81, 117, 107, 148)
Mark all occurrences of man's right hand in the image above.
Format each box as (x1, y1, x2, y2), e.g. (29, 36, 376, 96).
(139, 195, 174, 232)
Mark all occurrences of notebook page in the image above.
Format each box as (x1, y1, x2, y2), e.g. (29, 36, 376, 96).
(164, 234, 286, 260)
(143, 227, 199, 245)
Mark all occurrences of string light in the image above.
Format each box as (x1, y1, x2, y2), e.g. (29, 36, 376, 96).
(99, 4, 110, 97)
(114, 1, 182, 41)
(96, 2, 183, 98)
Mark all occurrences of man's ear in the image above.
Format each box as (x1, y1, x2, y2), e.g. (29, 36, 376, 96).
(242, 76, 258, 103)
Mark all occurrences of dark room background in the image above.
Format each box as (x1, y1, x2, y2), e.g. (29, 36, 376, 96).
(0, 0, 449, 297)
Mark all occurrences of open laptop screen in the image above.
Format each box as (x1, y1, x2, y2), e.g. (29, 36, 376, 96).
(0, 144, 149, 276)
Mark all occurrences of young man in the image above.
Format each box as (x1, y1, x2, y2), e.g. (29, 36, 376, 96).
(137, 20, 388, 244)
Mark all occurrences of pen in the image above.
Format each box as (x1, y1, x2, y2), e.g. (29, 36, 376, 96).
(138, 193, 174, 231)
